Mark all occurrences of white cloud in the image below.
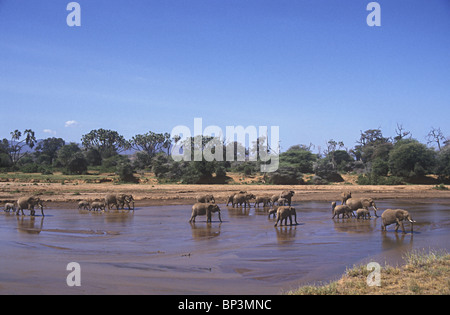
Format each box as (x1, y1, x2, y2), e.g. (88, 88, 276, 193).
(65, 120, 79, 128)
(43, 129, 56, 135)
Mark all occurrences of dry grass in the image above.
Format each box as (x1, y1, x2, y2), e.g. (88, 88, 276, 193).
(287, 249, 450, 295)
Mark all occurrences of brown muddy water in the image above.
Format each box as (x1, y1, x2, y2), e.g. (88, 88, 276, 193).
(1, 199, 449, 295)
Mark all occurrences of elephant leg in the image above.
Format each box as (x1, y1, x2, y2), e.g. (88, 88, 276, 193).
(217, 212, 222, 223)
(274, 215, 281, 227)
(373, 208, 379, 217)
(189, 213, 196, 223)
(400, 221, 406, 234)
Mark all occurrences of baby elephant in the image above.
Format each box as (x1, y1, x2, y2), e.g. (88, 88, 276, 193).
(190, 203, 222, 223)
(274, 206, 298, 227)
(381, 209, 416, 233)
(4, 203, 16, 213)
(91, 202, 105, 211)
(356, 208, 371, 220)
(331, 202, 352, 219)
(78, 200, 91, 210)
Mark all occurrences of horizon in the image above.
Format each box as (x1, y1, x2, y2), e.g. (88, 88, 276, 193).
(1, 0, 449, 153)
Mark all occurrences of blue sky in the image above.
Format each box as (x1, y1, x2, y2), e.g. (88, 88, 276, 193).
(1, 0, 449, 152)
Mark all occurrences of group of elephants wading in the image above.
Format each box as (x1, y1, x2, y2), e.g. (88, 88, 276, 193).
(190, 190, 417, 233)
(3, 190, 416, 234)
(3, 194, 135, 217)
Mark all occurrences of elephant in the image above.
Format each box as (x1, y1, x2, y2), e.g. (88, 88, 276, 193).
(277, 197, 289, 206)
(232, 193, 255, 208)
(381, 209, 416, 233)
(197, 194, 215, 204)
(189, 203, 222, 223)
(270, 194, 280, 205)
(280, 190, 295, 206)
(341, 191, 352, 205)
(346, 197, 379, 217)
(356, 208, 371, 220)
(4, 203, 16, 212)
(226, 191, 248, 206)
(331, 202, 352, 219)
(105, 194, 134, 210)
(117, 194, 135, 210)
(17, 196, 44, 216)
(274, 206, 298, 227)
(78, 200, 91, 210)
(254, 196, 272, 207)
(268, 207, 278, 219)
(91, 202, 106, 211)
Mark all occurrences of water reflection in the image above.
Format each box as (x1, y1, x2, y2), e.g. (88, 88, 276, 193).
(16, 216, 44, 235)
(381, 231, 414, 250)
(332, 217, 378, 233)
(189, 222, 221, 240)
(274, 226, 297, 244)
(226, 206, 251, 217)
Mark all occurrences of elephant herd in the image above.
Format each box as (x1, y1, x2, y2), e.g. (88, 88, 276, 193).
(2, 194, 135, 217)
(192, 190, 417, 233)
(2, 190, 416, 234)
(77, 194, 135, 212)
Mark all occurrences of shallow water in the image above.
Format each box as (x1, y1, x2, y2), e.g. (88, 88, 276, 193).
(0, 199, 449, 295)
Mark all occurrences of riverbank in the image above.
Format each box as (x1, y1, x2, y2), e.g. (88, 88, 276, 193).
(288, 250, 450, 295)
(1, 180, 450, 208)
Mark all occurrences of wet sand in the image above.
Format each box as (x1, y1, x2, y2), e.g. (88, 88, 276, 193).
(1, 198, 449, 295)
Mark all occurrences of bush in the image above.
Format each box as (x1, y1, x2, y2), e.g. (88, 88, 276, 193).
(267, 165, 304, 185)
(357, 174, 404, 185)
(313, 159, 344, 182)
(66, 153, 88, 175)
(389, 140, 436, 178)
(116, 162, 137, 182)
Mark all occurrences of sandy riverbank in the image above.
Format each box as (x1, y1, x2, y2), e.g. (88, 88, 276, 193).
(1, 181, 450, 208)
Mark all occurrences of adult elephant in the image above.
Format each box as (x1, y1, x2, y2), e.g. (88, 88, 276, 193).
(254, 196, 272, 207)
(331, 202, 352, 219)
(346, 197, 379, 217)
(274, 206, 298, 227)
(226, 192, 247, 206)
(17, 196, 44, 216)
(381, 209, 415, 233)
(232, 193, 255, 208)
(105, 194, 135, 210)
(118, 194, 135, 210)
(197, 194, 215, 204)
(280, 190, 295, 206)
(189, 203, 222, 223)
(340, 191, 352, 205)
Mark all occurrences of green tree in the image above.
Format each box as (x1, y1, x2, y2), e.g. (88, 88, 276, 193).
(388, 139, 436, 178)
(0, 129, 36, 167)
(436, 146, 450, 182)
(352, 129, 391, 163)
(81, 129, 130, 158)
(280, 145, 317, 174)
(131, 131, 172, 157)
(34, 137, 65, 165)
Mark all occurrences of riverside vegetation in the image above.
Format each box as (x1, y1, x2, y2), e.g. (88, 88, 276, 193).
(1, 127, 450, 186)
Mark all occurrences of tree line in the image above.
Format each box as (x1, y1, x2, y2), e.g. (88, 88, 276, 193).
(0, 126, 449, 185)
